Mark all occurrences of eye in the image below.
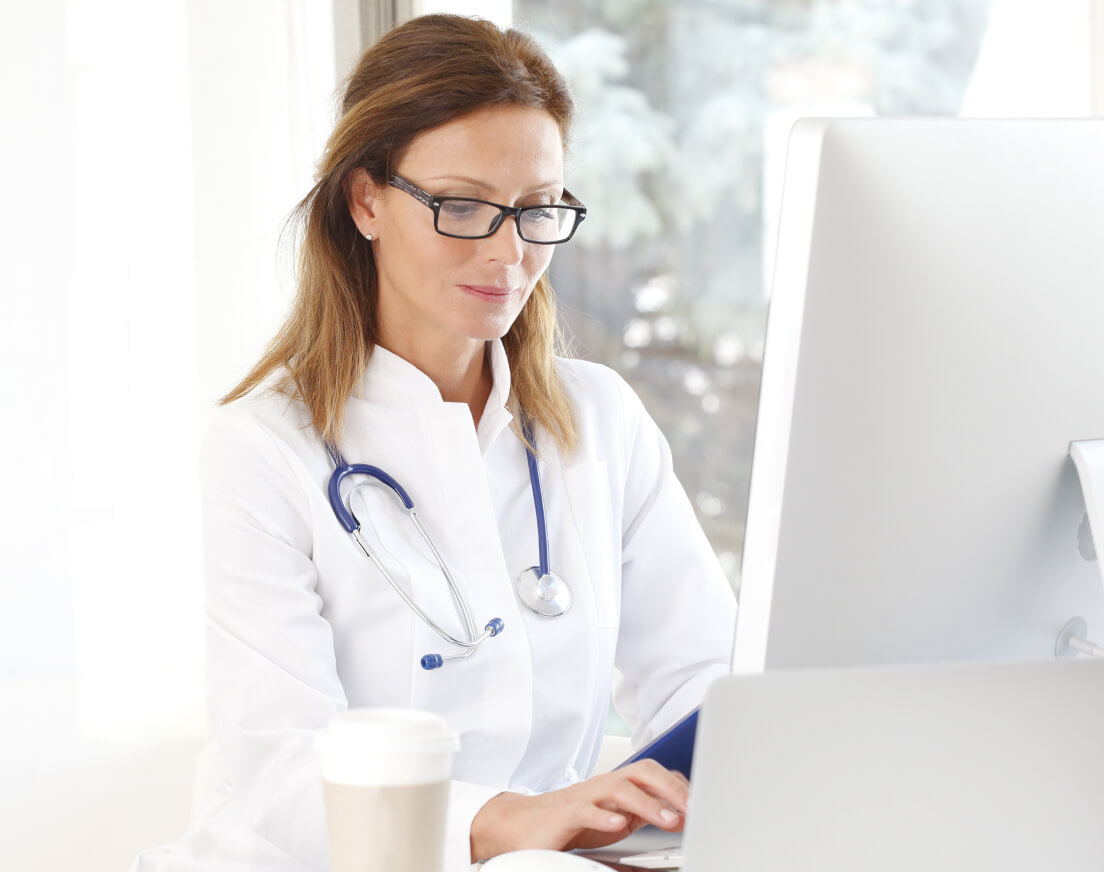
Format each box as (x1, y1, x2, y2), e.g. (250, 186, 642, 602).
(439, 201, 481, 220)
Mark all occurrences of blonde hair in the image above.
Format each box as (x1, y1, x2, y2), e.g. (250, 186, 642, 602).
(222, 14, 578, 452)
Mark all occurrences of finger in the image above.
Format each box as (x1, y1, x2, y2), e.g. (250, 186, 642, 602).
(603, 777, 686, 831)
(571, 799, 629, 834)
(617, 760, 691, 813)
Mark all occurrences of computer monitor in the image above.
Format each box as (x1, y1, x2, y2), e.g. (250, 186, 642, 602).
(732, 118, 1104, 672)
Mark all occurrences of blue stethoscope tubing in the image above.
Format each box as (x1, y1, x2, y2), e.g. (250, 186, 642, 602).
(325, 419, 571, 671)
(513, 423, 572, 618)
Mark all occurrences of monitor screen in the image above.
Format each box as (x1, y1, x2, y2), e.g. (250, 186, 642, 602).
(733, 118, 1104, 672)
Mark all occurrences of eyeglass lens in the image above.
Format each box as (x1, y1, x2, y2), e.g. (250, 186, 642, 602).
(437, 200, 576, 242)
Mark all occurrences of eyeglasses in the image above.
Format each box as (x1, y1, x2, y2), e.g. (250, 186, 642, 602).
(388, 173, 587, 244)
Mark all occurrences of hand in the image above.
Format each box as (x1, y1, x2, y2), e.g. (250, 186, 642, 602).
(469, 760, 689, 862)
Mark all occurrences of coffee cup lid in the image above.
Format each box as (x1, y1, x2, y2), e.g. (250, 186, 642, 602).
(316, 708, 460, 785)
(321, 708, 460, 754)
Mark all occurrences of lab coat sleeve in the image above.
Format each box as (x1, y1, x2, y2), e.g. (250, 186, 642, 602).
(201, 409, 344, 866)
(605, 373, 738, 748)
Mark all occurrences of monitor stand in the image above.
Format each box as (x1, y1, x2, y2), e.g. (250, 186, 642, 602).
(1056, 439, 1104, 658)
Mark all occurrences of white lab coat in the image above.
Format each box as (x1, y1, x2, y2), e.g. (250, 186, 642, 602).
(133, 340, 735, 872)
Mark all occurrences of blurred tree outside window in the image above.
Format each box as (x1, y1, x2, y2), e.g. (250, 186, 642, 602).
(512, 0, 993, 594)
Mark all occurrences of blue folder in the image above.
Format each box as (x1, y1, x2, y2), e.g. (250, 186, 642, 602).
(616, 707, 699, 780)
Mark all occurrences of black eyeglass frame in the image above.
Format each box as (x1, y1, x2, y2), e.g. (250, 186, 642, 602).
(387, 173, 587, 244)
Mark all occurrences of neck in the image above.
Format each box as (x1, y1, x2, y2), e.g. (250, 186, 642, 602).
(379, 336, 493, 427)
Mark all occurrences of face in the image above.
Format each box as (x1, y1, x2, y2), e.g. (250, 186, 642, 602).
(348, 104, 565, 362)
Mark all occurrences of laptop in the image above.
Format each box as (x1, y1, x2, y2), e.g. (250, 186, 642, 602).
(641, 657, 1104, 871)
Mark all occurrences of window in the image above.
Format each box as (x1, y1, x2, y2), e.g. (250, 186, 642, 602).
(512, 0, 1001, 592)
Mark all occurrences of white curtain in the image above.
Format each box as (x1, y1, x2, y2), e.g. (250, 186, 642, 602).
(1, 2, 337, 869)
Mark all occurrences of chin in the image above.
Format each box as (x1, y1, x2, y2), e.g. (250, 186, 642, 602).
(459, 316, 523, 344)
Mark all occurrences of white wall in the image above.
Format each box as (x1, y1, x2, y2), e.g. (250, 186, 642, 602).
(962, 0, 1099, 116)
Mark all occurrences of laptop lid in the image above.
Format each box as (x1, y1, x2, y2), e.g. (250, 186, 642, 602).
(683, 658, 1104, 871)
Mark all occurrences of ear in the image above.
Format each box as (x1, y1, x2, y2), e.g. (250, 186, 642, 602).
(347, 168, 383, 239)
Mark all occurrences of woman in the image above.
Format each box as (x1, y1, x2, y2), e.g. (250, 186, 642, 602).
(137, 13, 735, 872)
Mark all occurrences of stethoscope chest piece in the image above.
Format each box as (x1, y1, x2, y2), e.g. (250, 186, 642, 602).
(516, 566, 572, 617)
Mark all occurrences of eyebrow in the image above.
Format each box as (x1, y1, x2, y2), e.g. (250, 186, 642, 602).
(424, 175, 563, 195)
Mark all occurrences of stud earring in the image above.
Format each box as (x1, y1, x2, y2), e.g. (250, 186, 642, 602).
(363, 232, 373, 241)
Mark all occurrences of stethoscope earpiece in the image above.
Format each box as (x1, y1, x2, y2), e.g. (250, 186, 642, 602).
(421, 618, 505, 671)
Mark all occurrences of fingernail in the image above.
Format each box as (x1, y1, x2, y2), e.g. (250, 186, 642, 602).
(659, 808, 678, 823)
(609, 814, 626, 827)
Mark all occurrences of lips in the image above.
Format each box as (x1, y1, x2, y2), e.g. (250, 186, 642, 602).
(459, 284, 515, 301)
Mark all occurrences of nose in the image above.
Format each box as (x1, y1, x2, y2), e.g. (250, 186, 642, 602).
(480, 214, 526, 265)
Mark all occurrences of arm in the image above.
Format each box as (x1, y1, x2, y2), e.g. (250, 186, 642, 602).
(610, 371, 737, 746)
(202, 409, 517, 870)
(201, 410, 344, 865)
(469, 367, 736, 860)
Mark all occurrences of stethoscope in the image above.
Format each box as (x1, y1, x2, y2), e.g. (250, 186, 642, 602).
(325, 420, 572, 670)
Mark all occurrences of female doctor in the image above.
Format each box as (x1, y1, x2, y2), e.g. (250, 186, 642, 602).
(139, 13, 736, 872)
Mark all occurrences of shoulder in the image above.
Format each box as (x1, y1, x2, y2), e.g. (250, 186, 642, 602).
(555, 356, 642, 415)
(206, 385, 311, 444)
(202, 388, 321, 491)
(553, 356, 654, 462)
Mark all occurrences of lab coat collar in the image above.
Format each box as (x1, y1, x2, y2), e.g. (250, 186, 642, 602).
(352, 340, 515, 455)
(479, 339, 515, 455)
(353, 344, 449, 404)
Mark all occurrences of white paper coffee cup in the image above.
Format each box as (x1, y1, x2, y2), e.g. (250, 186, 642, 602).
(317, 707, 460, 784)
(317, 708, 460, 872)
